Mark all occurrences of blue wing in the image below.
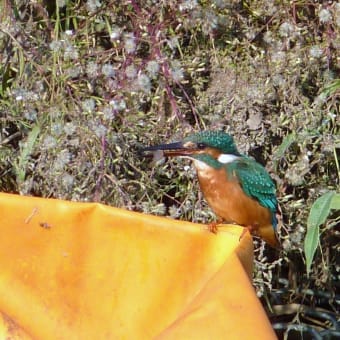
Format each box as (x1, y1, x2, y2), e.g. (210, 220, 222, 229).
(227, 157, 278, 228)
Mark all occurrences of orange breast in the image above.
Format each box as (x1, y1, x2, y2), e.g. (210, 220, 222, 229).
(194, 163, 277, 246)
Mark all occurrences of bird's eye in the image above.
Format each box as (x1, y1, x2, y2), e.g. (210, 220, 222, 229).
(196, 142, 206, 149)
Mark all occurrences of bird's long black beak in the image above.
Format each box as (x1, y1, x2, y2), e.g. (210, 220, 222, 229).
(142, 141, 199, 158)
(142, 142, 184, 153)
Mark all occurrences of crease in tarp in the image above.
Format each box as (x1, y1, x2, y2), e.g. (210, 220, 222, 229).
(155, 251, 248, 337)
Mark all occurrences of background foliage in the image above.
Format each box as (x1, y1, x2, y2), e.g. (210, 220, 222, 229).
(0, 0, 339, 336)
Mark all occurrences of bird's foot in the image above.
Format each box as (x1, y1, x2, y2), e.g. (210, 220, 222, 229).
(207, 219, 224, 234)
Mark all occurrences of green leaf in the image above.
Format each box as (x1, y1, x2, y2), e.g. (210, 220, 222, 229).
(330, 193, 340, 210)
(14, 125, 40, 184)
(272, 133, 297, 161)
(304, 191, 335, 276)
(304, 224, 320, 277)
(321, 79, 340, 97)
(307, 191, 335, 227)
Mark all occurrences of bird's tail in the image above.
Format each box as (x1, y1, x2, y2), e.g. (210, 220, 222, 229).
(256, 224, 281, 249)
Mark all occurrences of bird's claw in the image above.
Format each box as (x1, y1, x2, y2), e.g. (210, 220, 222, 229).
(208, 222, 218, 234)
(207, 219, 224, 234)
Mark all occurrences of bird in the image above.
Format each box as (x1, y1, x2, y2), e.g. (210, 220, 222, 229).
(142, 130, 279, 248)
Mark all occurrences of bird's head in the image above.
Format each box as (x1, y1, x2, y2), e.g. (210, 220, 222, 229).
(143, 131, 241, 168)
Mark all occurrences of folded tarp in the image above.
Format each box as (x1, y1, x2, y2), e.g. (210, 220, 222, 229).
(0, 193, 276, 339)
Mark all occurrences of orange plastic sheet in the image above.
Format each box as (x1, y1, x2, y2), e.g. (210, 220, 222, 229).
(0, 193, 277, 339)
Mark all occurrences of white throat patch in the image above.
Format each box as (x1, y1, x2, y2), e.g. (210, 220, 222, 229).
(217, 154, 239, 164)
(193, 159, 210, 171)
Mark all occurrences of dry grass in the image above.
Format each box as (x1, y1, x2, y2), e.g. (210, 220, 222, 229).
(0, 0, 339, 334)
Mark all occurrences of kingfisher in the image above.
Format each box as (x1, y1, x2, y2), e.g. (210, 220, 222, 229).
(142, 130, 279, 248)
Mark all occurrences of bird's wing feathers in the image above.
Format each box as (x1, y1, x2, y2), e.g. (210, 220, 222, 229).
(227, 157, 277, 215)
